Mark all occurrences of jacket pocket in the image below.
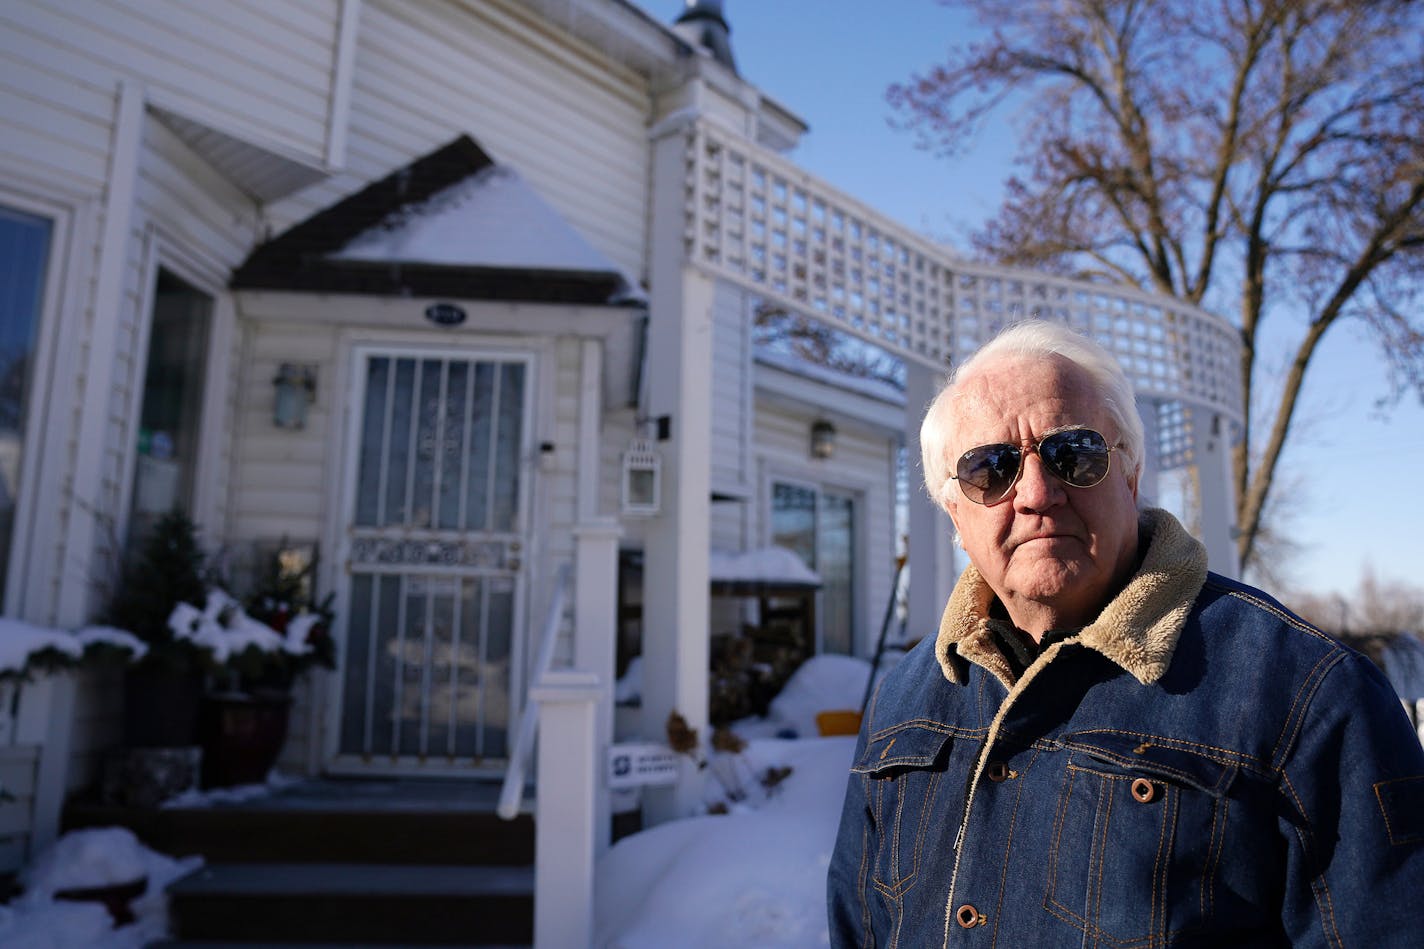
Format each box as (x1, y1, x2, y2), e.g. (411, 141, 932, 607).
(1046, 732, 1236, 946)
(851, 723, 955, 895)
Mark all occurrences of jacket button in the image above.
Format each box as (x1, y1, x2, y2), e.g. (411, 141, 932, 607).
(986, 761, 1009, 782)
(1131, 777, 1159, 803)
(955, 903, 986, 928)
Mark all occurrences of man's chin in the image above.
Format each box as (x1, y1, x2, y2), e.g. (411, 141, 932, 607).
(1006, 557, 1096, 602)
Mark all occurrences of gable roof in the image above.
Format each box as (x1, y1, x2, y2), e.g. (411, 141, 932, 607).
(232, 135, 640, 306)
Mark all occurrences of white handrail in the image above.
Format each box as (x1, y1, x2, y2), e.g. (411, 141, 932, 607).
(497, 562, 572, 820)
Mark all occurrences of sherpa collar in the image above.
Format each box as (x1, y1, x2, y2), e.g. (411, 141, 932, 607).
(934, 508, 1208, 688)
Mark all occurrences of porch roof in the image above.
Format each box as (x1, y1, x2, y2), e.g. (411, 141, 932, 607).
(232, 135, 642, 307)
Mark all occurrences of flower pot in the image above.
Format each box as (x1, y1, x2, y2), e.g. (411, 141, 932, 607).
(122, 665, 203, 748)
(198, 691, 291, 789)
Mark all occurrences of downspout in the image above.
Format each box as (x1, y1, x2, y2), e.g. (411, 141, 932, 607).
(324, 0, 361, 171)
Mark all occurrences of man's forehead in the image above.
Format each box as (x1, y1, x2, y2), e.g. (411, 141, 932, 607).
(951, 355, 1107, 434)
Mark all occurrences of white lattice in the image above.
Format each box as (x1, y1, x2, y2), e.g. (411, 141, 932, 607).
(682, 121, 1243, 428)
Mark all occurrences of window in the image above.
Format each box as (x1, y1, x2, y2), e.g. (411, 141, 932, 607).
(0, 206, 52, 607)
(129, 269, 212, 547)
(771, 481, 856, 654)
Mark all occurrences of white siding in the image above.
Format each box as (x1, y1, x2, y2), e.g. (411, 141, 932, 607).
(228, 321, 341, 545)
(0, 0, 339, 172)
(268, 0, 650, 279)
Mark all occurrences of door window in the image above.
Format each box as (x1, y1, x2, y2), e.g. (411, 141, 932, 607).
(771, 481, 856, 654)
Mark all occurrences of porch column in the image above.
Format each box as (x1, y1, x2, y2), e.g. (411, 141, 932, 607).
(573, 518, 621, 856)
(1193, 409, 1240, 578)
(641, 117, 712, 823)
(1135, 395, 1161, 507)
(531, 672, 600, 949)
(904, 362, 958, 646)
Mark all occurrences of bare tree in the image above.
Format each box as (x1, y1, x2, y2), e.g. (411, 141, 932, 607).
(889, 0, 1424, 570)
(1292, 566, 1424, 636)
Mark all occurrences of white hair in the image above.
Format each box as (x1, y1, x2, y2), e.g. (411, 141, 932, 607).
(920, 320, 1146, 509)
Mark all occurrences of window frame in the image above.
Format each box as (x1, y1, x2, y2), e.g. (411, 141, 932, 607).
(117, 234, 234, 552)
(0, 188, 77, 619)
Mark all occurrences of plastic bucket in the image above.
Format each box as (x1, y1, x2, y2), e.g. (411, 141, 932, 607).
(816, 709, 863, 736)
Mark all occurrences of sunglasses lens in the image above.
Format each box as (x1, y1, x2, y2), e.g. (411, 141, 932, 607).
(956, 444, 1022, 505)
(1039, 429, 1111, 487)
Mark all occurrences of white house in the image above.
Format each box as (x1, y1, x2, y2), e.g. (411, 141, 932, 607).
(0, 0, 1243, 925)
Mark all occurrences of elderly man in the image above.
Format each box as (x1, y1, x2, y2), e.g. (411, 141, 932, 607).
(828, 321, 1424, 947)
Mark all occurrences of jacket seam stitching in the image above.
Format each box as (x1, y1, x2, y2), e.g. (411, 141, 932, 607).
(1281, 771, 1346, 948)
(1269, 650, 1344, 772)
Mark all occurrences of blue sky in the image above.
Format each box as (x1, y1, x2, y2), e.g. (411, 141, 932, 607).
(652, 1, 1424, 601)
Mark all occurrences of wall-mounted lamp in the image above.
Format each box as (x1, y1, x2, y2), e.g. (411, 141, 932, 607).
(810, 419, 837, 460)
(620, 437, 662, 516)
(273, 363, 316, 430)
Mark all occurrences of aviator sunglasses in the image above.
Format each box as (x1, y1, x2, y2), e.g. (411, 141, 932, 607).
(950, 426, 1118, 506)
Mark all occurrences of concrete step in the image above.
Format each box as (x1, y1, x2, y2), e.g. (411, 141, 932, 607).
(166, 863, 534, 945)
(65, 794, 533, 866)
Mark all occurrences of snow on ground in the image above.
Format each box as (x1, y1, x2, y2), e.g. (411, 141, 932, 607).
(596, 734, 856, 949)
(0, 656, 882, 948)
(0, 827, 201, 949)
(597, 653, 888, 949)
(0, 777, 292, 948)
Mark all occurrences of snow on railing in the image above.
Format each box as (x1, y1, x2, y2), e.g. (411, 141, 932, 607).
(497, 563, 572, 820)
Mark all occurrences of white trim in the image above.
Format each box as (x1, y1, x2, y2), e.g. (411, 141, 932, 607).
(323, 339, 541, 775)
(235, 291, 632, 339)
(111, 225, 159, 559)
(577, 339, 602, 520)
(324, 0, 361, 169)
(57, 78, 145, 628)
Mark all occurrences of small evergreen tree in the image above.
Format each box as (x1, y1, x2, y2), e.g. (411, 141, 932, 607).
(107, 509, 211, 676)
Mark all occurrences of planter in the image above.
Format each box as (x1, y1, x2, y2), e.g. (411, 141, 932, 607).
(198, 691, 292, 789)
(100, 746, 201, 808)
(122, 666, 203, 748)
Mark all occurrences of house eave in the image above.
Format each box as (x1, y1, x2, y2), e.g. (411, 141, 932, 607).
(754, 359, 907, 434)
(232, 261, 637, 308)
(234, 289, 638, 340)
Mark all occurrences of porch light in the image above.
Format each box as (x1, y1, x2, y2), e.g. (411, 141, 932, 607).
(810, 419, 836, 460)
(621, 437, 662, 517)
(273, 363, 316, 430)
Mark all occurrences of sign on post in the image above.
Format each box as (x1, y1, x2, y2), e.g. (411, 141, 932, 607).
(607, 742, 682, 789)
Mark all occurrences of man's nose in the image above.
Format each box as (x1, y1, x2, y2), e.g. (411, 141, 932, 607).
(1013, 450, 1065, 511)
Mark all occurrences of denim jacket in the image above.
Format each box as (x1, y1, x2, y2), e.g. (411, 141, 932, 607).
(828, 509, 1424, 948)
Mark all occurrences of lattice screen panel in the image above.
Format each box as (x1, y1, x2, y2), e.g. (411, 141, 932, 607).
(681, 121, 1244, 430)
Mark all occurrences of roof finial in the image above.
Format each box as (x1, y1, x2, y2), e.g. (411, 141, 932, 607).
(673, 0, 737, 74)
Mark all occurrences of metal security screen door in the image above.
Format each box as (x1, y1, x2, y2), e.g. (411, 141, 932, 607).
(336, 351, 530, 771)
